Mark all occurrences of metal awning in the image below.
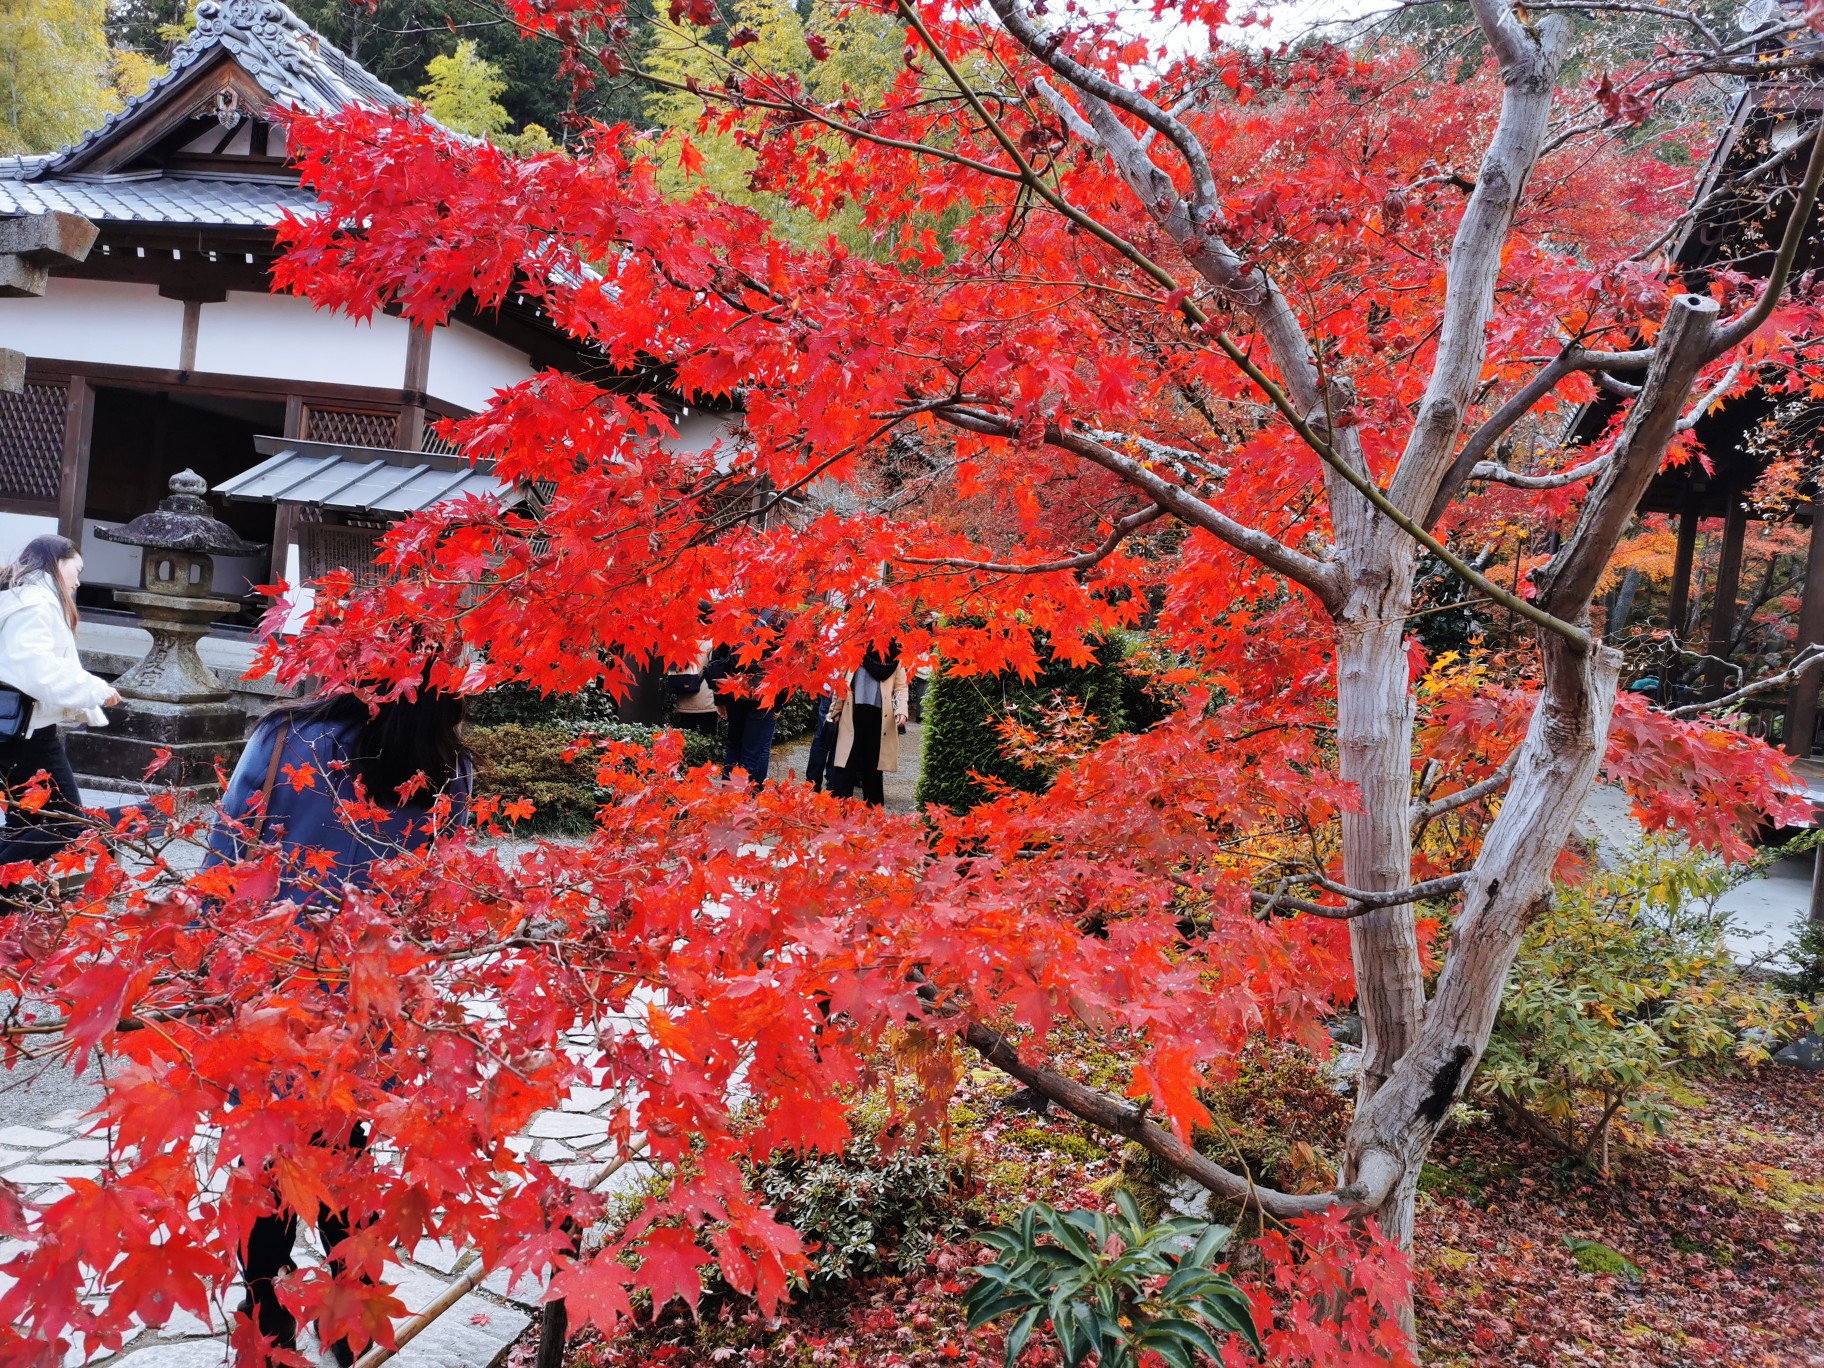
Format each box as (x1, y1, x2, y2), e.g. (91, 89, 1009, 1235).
(217, 436, 519, 516)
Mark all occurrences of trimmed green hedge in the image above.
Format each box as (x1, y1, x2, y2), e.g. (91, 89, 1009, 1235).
(914, 638, 1132, 813)
(468, 721, 721, 834)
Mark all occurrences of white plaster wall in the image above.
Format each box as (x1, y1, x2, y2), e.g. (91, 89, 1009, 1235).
(193, 291, 412, 388)
(0, 513, 57, 560)
(664, 409, 740, 460)
(0, 278, 185, 370)
(425, 319, 535, 413)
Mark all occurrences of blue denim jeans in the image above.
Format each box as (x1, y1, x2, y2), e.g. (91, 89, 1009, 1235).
(722, 701, 777, 786)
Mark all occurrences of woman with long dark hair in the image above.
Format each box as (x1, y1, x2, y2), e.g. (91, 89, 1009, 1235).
(829, 645, 910, 807)
(205, 681, 471, 1364)
(0, 535, 118, 866)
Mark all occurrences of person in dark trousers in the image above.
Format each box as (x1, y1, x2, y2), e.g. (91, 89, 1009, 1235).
(0, 535, 118, 872)
(706, 609, 784, 786)
(804, 688, 841, 791)
(830, 647, 910, 807)
(205, 684, 470, 1366)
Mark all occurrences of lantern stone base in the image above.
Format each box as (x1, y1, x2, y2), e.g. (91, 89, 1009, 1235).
(65, 697, 249, 797)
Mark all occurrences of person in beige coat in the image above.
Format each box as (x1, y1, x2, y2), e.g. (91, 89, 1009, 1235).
(829, 646, 909, 807)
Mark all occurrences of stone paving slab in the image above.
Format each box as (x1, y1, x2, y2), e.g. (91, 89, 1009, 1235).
(5, 1039, 626, 1367)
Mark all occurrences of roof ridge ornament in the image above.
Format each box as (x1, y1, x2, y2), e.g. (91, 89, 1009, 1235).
(194, 0, 320, 78)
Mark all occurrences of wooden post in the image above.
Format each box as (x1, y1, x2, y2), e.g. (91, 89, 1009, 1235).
(398, 325, 432, 453)
(56, 374, 95, 542)
(1785, 502, 1824, 757)
(1703, 500, 1749, 697)
(1665, 505, 1699, 638)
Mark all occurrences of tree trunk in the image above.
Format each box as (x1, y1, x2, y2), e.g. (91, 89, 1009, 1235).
(1334, 535, 1423, 1105)
(1344, 631, 1622, 1267)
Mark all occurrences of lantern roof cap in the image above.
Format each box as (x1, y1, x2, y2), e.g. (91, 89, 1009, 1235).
(97, 470, 266, 554)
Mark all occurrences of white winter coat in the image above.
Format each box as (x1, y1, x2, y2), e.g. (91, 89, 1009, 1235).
(0, 576, 111, 735)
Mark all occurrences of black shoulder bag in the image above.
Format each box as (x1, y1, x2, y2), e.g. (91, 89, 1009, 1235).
(0, 685, 32, 743)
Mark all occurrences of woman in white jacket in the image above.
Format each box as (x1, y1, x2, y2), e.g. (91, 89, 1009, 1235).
(0, 536, 118, 865)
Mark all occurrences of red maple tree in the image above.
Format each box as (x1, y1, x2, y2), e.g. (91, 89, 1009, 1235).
(6, 0, 1824, 1362)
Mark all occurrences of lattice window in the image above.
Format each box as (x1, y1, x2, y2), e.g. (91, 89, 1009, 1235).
(301, 405, 398, 449)
(421, 423, 462, 456)
(300, 522, 387, 590)
(0, 383, 67, 505)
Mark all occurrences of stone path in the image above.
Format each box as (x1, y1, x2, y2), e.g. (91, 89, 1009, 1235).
(770, 719, 925, 812)
(2, 977, 650, 1367)
(0, 1063, 662, 1368)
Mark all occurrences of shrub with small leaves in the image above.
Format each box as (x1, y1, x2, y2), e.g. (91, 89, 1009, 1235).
(751, 1129, 963, 1292)
(468, 721, 720, 833)
(965, 1192, 1261, 1368)
(1479, 836, 1806, 1173)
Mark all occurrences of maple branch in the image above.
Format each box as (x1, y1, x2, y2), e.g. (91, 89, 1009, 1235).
(1470, 451, 1612, 490)
(1674, 356, 1745, 433)
(932, 404, 1344, 608)
(987, 0, 1219, 215)
(896, 502, 1165, 574)
(960, 1021, 1378, 1217)
(1239, 871, 1469, 919)
(1536, 293, 1720, 618)
(1424, 344, 1589, 526)
(1668, 642, 1824, 718)
(1387, 5, 1572, 520)
(1410, 751, 1520, 830)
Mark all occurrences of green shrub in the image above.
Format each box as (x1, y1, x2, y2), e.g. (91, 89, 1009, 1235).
(467, 721, 720, 834)
(467, 681, 622, 730)
(915, 637, 1130, 813)
(965, 1192, 1259, 1368)
(751, 1128, 963, 1291)
(1193, 1042, 1350, 1195)
(1478, 837, 1804, 1174)
(771, 688, 819, 744)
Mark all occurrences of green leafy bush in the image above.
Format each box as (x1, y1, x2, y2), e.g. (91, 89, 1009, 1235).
(965, 1192, 1260, 1368)
(1479, 838, 1803, 1173)
(467, 721, 720, 834)
(771, 687, 819, 743)
(467, 681, 623, 729)
(915, 637, 1130, 813)
(750, 1128, 963, 1291)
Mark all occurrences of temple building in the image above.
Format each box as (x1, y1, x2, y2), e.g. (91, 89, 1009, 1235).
(0, 0, 730, 694)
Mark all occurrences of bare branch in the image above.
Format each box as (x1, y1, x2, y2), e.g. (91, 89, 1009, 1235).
(1411, 751, 1520, 829)
(1669, 643, 1824, 718)
(961, 1021, 1377, 1217)
(1470, 451, 1612, 489)
(1711, 119, 1824, 354)
(1675, 355, 1745, 433)
(1424, 345, 1588, 525)
(1537, 293, 1720, 618)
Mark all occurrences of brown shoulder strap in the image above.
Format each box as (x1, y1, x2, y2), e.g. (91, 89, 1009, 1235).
(249, 718, 289, 842)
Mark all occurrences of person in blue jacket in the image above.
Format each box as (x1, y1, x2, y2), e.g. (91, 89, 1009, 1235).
(206, 684, 470, 1364)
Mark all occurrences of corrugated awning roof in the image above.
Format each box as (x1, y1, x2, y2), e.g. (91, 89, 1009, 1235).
(218, 437, 517, 515)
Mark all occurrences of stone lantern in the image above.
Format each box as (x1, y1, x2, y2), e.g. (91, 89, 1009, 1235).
(64, 471, 265, 792)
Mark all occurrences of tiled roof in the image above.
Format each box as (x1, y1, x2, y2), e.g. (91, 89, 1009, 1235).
(0, 172, 321, 229)
(28, 0, 413, 178)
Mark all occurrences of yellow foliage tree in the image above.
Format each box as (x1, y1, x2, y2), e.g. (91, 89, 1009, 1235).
(0, 0, 160, 156)
(644, 0, 905, 248)
(420, 40, 559, 154)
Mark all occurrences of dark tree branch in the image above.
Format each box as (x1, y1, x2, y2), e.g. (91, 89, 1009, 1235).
(961, 1020, 1394, 1216)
